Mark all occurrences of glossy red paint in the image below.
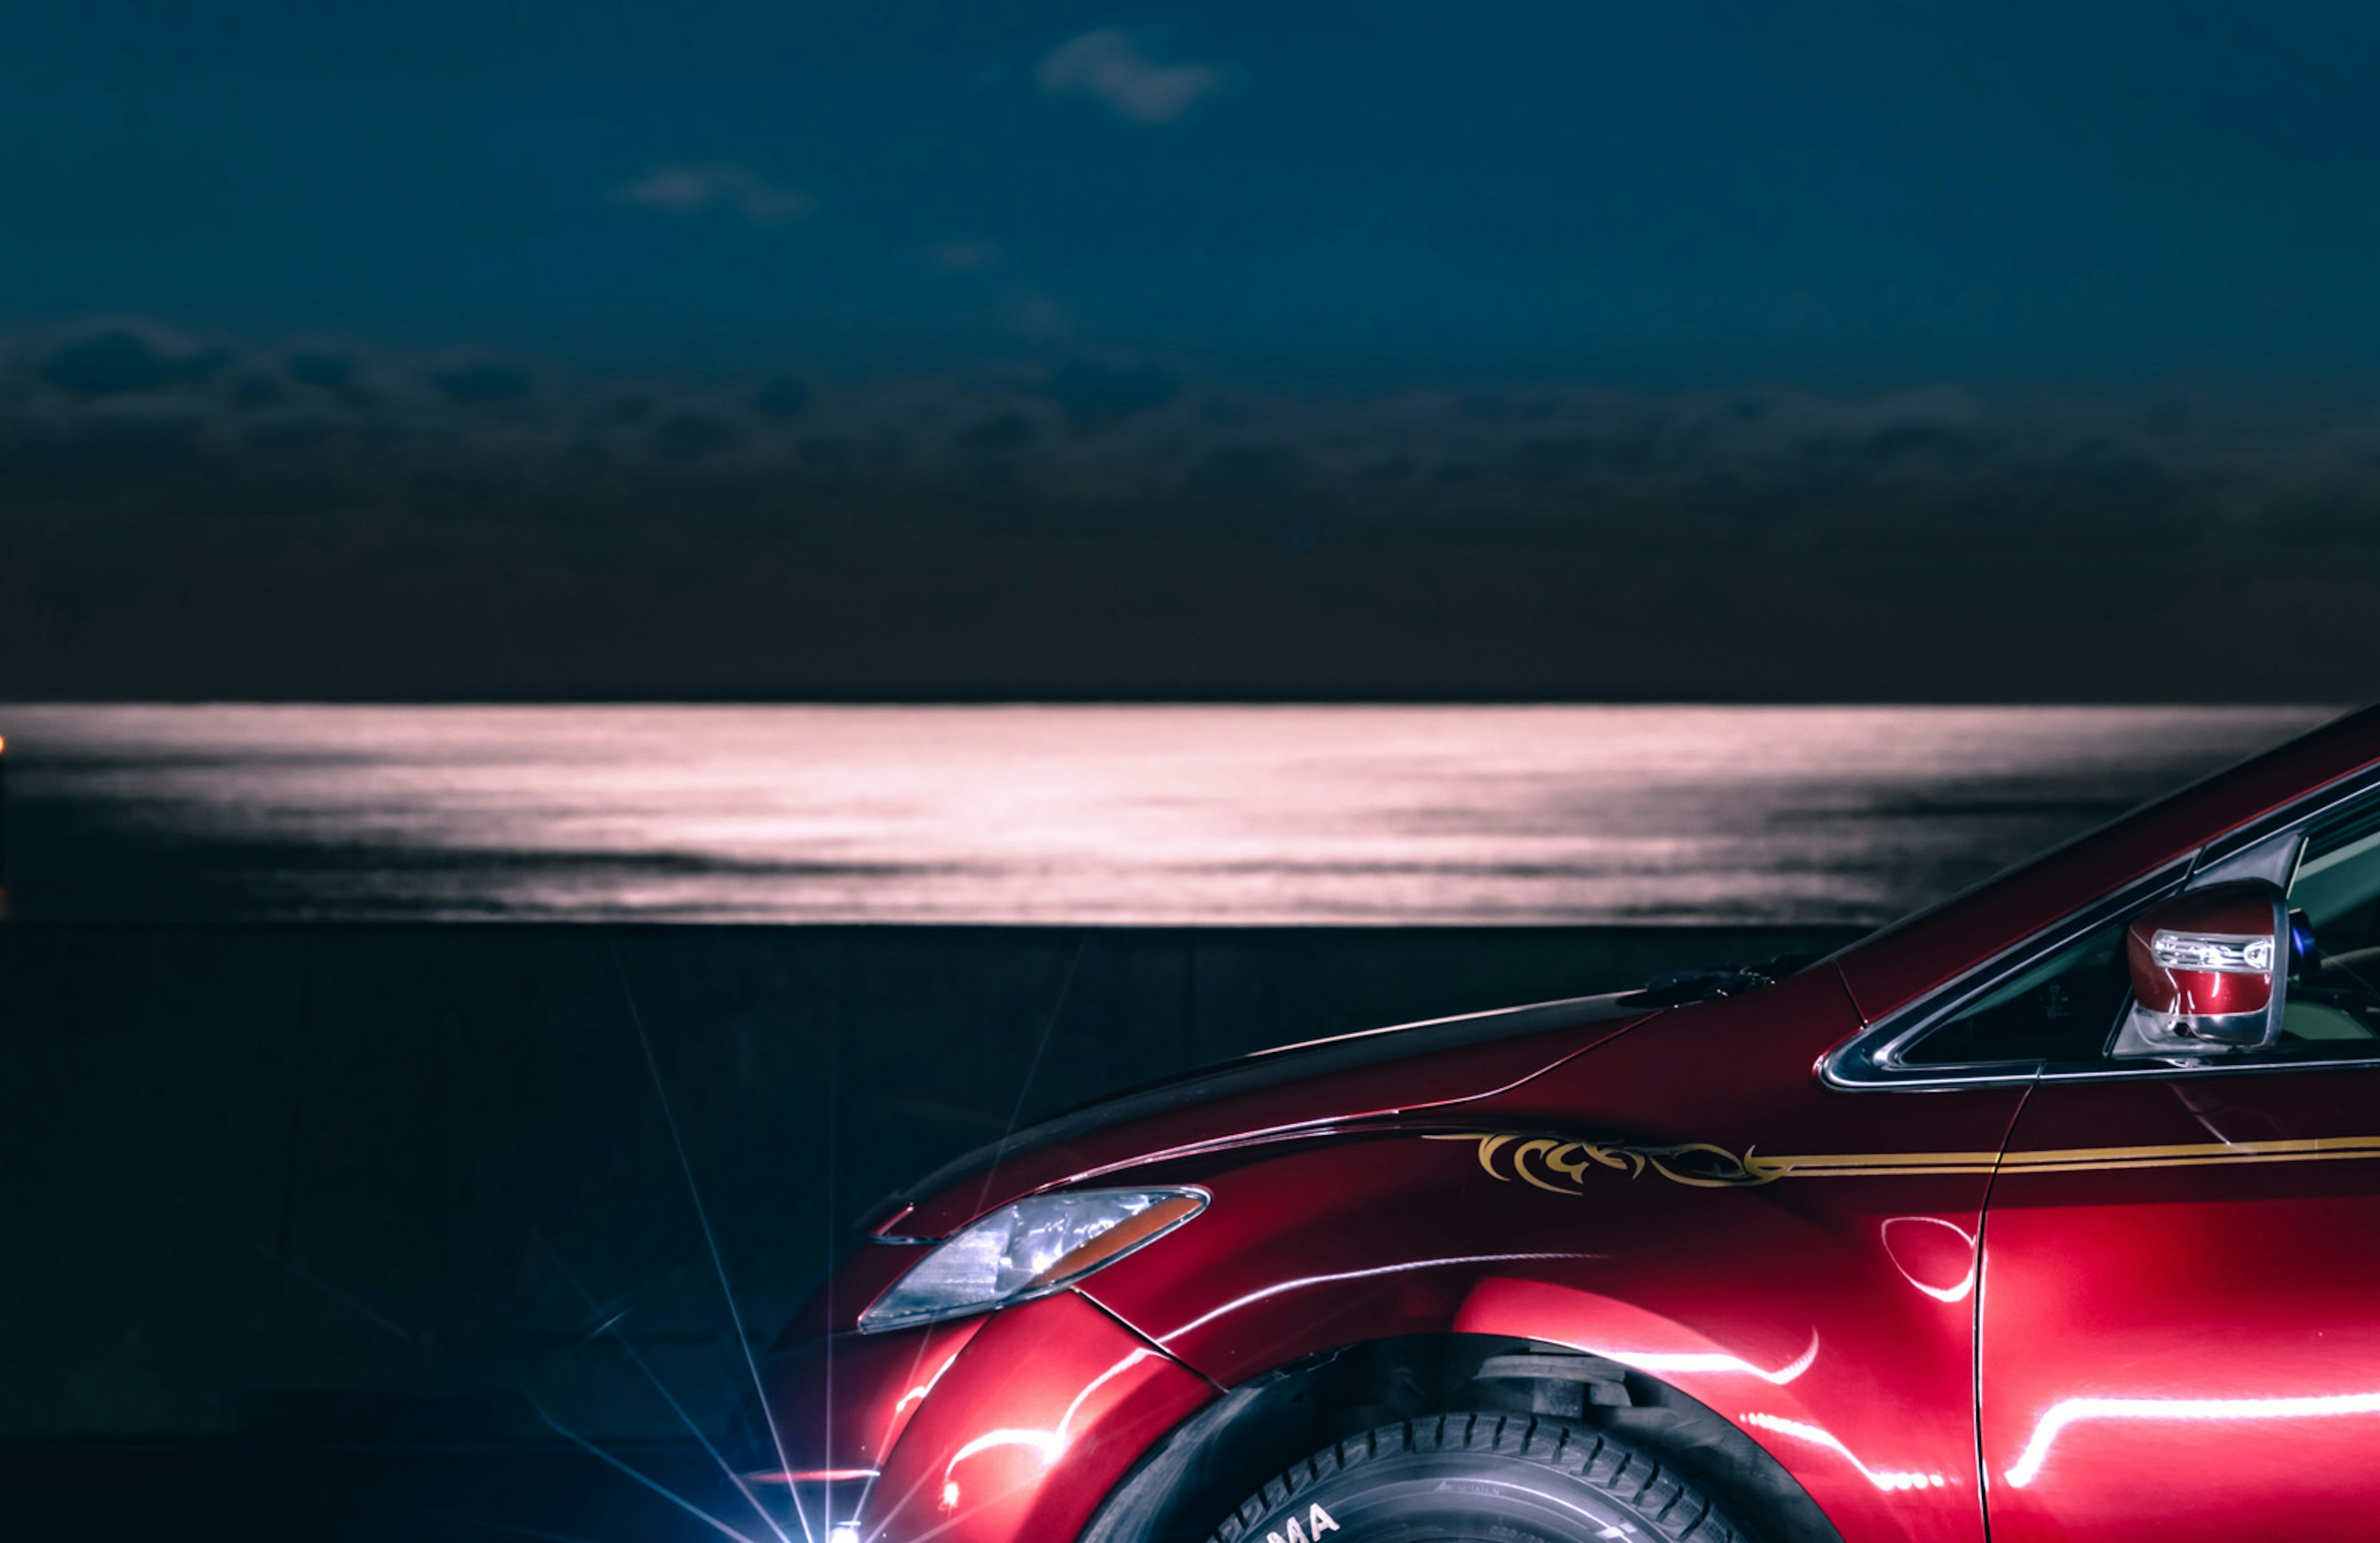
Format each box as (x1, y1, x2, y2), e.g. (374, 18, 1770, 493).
(1981, 1069, 2380, 1543)
(756, 1314, 987, 1483)
(757, 1291, 1213, 1543)
(894, 999, 1651, 1240)
(759, 704, 2380, 1543)
(1421, 966, 2017, 1543)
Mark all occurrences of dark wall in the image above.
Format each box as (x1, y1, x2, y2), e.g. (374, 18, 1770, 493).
(3, 922, 1857, 1442)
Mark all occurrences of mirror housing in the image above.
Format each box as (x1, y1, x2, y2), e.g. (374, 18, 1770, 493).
(2125, 880, 2289, 1048)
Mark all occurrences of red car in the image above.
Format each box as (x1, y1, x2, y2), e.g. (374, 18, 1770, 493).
(748, 703, 2380, 1543)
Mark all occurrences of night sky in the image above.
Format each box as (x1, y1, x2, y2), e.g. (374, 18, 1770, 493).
(6, 1, 2379, 698)
(14, 0, 2380, 382)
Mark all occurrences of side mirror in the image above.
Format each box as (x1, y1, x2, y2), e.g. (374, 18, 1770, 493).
(2125, 880, 2289, 1047)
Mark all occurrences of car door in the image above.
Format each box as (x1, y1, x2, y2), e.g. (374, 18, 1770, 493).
(1978, 790, 2380, 1543)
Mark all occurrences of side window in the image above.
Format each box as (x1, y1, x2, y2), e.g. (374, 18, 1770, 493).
(1892, 788, 2380, 1076)
(1902, 921, 2131, 1066)
(2285, 799, 2380, 1043)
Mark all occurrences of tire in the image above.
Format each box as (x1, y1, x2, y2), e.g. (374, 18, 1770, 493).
(1204, 1412, 1750, 1543)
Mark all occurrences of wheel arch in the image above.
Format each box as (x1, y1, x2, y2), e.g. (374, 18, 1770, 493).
(1077, 1332, 1844, 1543)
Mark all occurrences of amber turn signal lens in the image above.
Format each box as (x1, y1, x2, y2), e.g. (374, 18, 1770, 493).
(1025, 1192, 1205, 1291)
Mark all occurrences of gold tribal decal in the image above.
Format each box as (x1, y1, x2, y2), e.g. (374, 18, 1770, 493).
(1433, 1131, 2380, 1193)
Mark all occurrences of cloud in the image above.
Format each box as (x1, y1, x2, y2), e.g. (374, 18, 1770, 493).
(427, 360, 535, 403)
(11, 319, 2380, 701)
(22, 317, 2380, 569)
(1042, 356, 1181, 423)
(1005, 293, 1075, 341)
(615, 166, 813, 224)
(923, 239, 1002, 274)
(1036, 30, 1224, 125)
(40, 326, 231, 394)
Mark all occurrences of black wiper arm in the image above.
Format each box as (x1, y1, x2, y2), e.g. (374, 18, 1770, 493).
(1617, 952, 1821, 1007)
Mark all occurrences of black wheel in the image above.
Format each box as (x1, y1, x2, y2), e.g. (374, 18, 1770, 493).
(1204, 1412, 1750, 1543)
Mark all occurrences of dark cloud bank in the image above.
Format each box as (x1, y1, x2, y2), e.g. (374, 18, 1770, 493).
(4, 322, 2377, 701)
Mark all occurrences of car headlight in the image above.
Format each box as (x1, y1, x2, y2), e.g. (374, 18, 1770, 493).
(857, 1187, 1207, 1333)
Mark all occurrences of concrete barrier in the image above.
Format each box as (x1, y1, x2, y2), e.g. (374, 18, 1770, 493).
(3, 922, 1861, 1439)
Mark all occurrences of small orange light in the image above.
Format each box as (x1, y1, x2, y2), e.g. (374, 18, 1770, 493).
(1025, 1193, 1204, 1291)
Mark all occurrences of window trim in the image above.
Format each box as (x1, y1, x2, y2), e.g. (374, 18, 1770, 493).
(1823, 860, 2190, 1090)
(1823, 762, 2380, 1093)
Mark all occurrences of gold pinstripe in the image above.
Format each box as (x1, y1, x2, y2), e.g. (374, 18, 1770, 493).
(1999, 1134, 2380, 1173)
(1435, 1131, 2380, 1191)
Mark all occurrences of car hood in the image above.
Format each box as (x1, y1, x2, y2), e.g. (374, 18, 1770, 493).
(887, 990, 1654, 1238)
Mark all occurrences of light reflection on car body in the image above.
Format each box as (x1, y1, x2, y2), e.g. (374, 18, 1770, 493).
(749, 703, 2380, 1543)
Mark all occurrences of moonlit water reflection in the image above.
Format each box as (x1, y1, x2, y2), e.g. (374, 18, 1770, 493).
(0, 704, 2334, 925)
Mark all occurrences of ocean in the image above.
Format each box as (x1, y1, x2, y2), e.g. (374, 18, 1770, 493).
(0, 702, 2333, 926)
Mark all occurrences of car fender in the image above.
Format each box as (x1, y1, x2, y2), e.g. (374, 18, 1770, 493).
(1077, 968, 2011, 1543)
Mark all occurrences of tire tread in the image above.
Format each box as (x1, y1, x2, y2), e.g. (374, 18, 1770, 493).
(1203, 1412, 1746, 1543)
